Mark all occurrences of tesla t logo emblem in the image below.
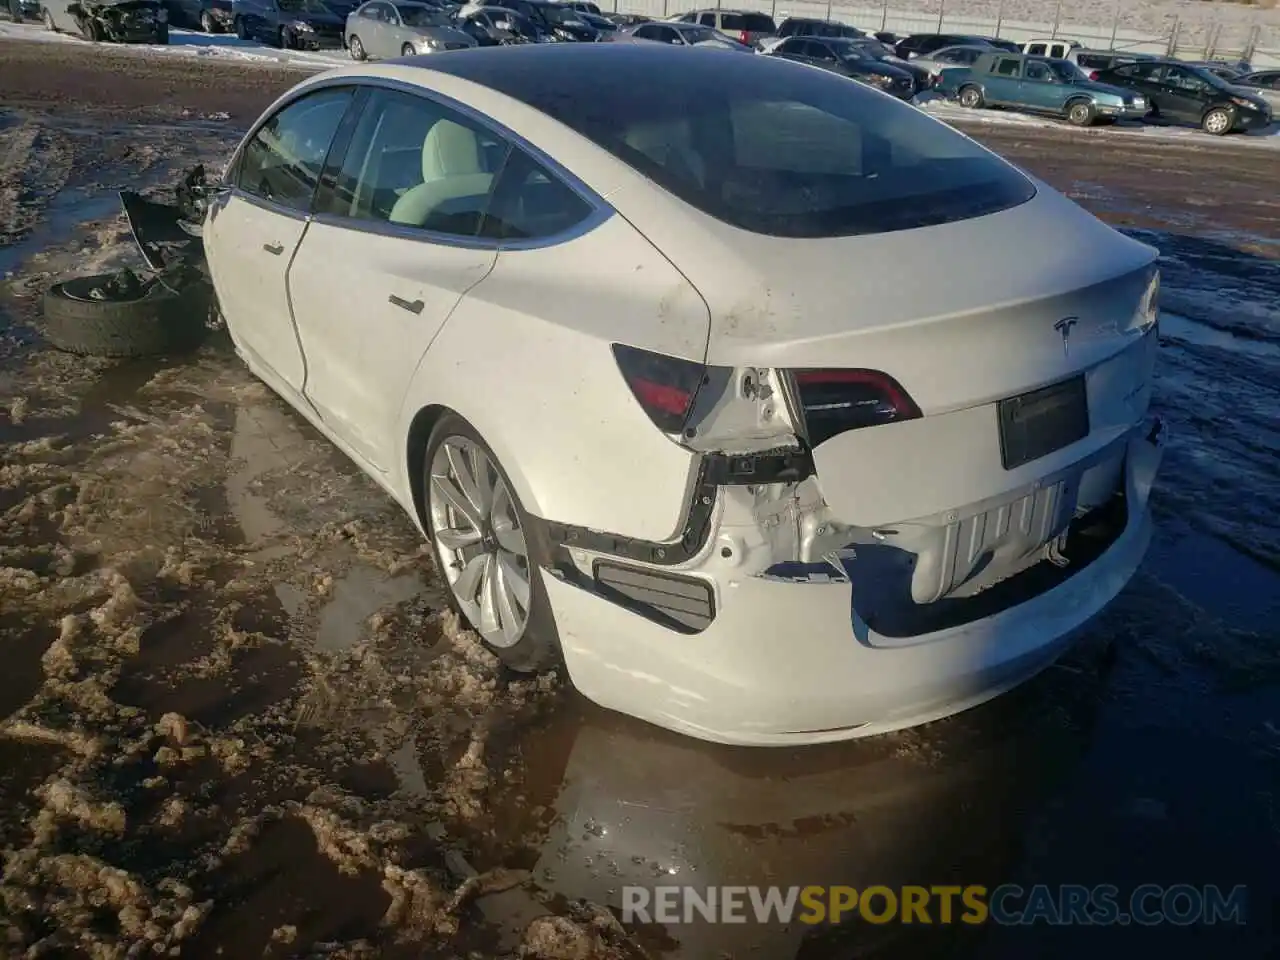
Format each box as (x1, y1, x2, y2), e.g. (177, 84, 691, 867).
(1053, 316, 1080, 355)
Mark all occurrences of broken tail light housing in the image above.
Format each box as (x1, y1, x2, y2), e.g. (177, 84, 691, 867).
(612, 343, 708, 434)
(790, 369, 921, 446)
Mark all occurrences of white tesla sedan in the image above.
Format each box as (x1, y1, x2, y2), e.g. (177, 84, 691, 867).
(204, 44, 1165, 746)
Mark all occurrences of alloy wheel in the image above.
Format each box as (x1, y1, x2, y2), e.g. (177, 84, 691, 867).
(349, 34, 363, 58)
(1204, 109, 1230, 134)
(430, 436, 531, 648)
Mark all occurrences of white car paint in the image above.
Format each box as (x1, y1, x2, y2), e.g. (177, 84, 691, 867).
(205, 50, 1165, 746)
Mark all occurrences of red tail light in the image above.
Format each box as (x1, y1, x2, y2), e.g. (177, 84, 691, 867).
(613, 343, 708, 434)
(790, 369, 921, 446)
(1088, 70, 1099, 80)
(739, 29, 750, 44)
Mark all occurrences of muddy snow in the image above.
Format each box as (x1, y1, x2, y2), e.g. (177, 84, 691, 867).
(1, 63, 1279, 960)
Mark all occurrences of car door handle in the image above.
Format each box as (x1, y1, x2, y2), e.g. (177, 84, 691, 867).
(389, 294, 424, 315)
(263, 242, 284, 255)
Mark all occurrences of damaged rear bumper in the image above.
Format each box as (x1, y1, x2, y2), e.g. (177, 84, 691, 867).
(543, 418, 1165, 746)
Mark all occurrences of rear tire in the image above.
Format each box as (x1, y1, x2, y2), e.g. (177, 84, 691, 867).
(423, 413, 562, 674)
(199, 9, 215, 31)
(1202, 106, 1232, 135)
(1066, 99, 1095, 127)
(957, 84, 984, 109)
(401, 41, 414, 56)
(347, 32, 364, 58)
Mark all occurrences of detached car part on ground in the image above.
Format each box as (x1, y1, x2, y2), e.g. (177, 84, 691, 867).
(42, 0, 169, 41)
(41, 168, 216, 358)
(199, 46, 1164, 747)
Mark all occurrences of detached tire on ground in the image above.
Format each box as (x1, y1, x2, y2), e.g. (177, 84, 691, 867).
(42, 274, 210, 358)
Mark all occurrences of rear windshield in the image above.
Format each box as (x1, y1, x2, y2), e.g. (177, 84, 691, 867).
(512, 53, 1034, 238)
(720, 12, 774, 31)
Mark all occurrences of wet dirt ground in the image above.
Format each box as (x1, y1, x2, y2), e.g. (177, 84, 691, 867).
(0, 39, 1278, 960)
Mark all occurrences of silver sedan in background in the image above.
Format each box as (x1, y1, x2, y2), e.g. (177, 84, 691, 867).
(620, 20, 751, 50)
(346, 0, 475, 59)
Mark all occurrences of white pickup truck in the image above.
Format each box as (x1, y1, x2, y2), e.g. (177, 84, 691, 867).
(1021, 38, 1081, 59)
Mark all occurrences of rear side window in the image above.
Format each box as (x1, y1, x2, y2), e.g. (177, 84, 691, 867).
(1026, 42, 1046, 55)
(1076, 53, 1108, 69)
(314, 88, 507, 237)
(994, 57, 1021, 75)
(520, 56, 1034, 238)
(237, 87, 354, 212)
(480, 149, 593, 240)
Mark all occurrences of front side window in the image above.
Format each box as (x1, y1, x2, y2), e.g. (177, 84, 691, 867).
(1026, 42, 1046, 55)
(237, 87, 353, 212)
(479, 149, 593, 240)
(994, 57, 1021, 76)
(505, 56, 1035, 238)
(315, 88, 507, 237)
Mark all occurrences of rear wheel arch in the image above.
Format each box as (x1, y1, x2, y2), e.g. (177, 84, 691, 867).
(404, 402, 545, 549)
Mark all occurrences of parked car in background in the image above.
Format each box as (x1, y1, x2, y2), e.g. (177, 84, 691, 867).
(766, 36, 916, 99)
(671, 8, 774, 47)
(1070, 47, 1158, 78)
(484, 0, 597, 40)
(872, 29, 897, 45)
(758, 16, 862, 52)
(910, 43, 990, 83)
(1233, 69, 1280, 109)
(43, 0, 168, 40)
(563, 0, 595, 11)
(894, 32, 991, 59)
(6, 0, 43, 22)
(604, 10, 648, 25)
(1022, 37, 1079, 58)
(1094, 59, 1273, 134)
(1181, 60, 1243, 83)
(453, 4, 543, 43)
(233, 0, 343, 46)
(165, 0, 231, 30)
(939, 52, 1148, 126)
(345, 0, 473, 58)
(576, 9, 613, 32)
(623, 20, 749, 50)
(850, 37, 931, 91)
(975, 35, 1019, 52)
(206, 44, 1165, 746)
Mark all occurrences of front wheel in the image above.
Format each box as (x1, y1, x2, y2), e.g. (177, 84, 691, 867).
(347, 33, 364, 58)
(424, 413, 561, 673)
(199, 9, 215, 31)
(43, 8, 56, 30)
(1202, 107, 1233, 136)
(1066, 100, 1095, 127)
(957, 84, 984, 109)
(401, 41, 414, 56)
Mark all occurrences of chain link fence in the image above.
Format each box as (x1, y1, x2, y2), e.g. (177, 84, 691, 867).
(606, 0, 1280, 68)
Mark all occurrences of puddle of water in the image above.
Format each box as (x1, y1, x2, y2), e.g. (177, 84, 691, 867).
(0, 189, 124, 280)
(1160, 311, 1280, 361)
(315, 565, 425, 655)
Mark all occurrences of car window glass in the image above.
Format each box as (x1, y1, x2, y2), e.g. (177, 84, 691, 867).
(809, 41, 835, 61)
(480, 149, 593, 240)
(720, 13, 743, 29)
(777, 19, 796, 36)
(1026, 43, 1045, 55)
(237, 87, 353, 212)
(1261, 73, 1280, 89)
(1165, 68, 1207, 92)
(1023, 60, 1051, 81)
(697, 12, 714, 25)
(994, 57, 1020, 76)
(314, 88, 508, 236)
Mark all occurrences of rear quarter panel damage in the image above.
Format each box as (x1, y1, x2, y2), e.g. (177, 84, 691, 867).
(395, 214, 713, 543)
